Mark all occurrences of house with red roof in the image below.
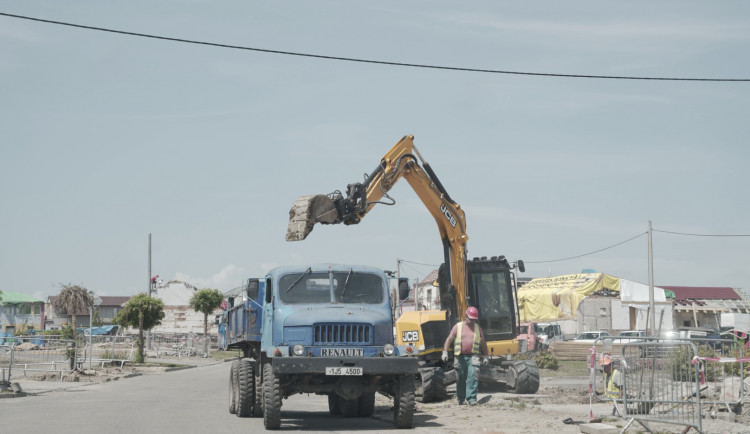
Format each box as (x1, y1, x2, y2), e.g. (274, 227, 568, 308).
(660, 286, 750, 333)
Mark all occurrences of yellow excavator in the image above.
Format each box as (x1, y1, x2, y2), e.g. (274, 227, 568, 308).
(286, 135, 539, 400)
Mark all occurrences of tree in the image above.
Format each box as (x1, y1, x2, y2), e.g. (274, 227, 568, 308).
(115, 293, 165, 363)
(189, 288, 224, 355)
(52, 284, 94, 330)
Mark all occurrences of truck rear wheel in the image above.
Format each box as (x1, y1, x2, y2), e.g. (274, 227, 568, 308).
(236, 359, 255, 417)
(357, 391, 376, 417)
(251, 362, 263, 417)
(263, 362, 282, 429)
(228, 361, 238, 414)
(417, 366, 447, 403)
(394, 374, 415, 429)
(327, 394, 341, 415)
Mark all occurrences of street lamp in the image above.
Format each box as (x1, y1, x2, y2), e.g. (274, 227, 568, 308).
(88, 296, 103, 370)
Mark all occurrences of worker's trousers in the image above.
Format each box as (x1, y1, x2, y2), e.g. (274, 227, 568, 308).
(455, 354, 480, 404)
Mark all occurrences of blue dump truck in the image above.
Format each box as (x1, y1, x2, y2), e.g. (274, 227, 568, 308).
(222, 264, 418, 430)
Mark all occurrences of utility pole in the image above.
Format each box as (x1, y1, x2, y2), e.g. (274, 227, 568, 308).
(147, 233, 152, 351)
(648, 221, 656, 336)
(148, 233, 152, 297)
(394, 258, 401, 318)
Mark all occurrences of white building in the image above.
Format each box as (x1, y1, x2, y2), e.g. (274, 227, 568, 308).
(148, 280, 220, 335)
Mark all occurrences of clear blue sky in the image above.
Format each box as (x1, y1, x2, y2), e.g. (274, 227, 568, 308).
(2, 1, 749, 300)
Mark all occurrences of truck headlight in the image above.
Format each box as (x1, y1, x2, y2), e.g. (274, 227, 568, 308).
(292, 344, 304, 356)
(383, 343, 395, 356)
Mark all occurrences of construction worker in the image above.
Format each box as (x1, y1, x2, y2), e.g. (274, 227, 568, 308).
(599, 351, 613, 385)
(442, 306, 489, 406)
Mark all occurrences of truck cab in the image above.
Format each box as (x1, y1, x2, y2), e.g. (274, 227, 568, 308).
(536, 322, 563, 346)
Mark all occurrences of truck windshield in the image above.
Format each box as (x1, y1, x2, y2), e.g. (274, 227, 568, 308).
(278, 271, 384, 304)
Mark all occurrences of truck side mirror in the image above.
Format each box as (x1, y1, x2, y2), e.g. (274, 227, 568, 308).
(246, 278, 259, 300)
(517, 260, 525, 273)
(398, 278, 410, 301)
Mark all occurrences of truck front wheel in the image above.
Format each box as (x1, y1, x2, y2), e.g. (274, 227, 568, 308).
(263, 362, 282, 429)
(358, 391, 376, 417)
(340, 398, 358, 417)
(394, 374, 415, 429)
(327, 394, 341, 415)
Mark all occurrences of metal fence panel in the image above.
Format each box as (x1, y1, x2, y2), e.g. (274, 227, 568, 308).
(1, 344, 12, 383)
(619, 340, 703, 433)
(79, 335, 135, 368)
(2, 337, 78, 381)
(687, 337, 746, 414)
(590, 334, 747, 431)
(145, 332, 215, 358)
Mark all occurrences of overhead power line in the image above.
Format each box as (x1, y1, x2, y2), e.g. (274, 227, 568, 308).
(525, 232, 648, 264)
(525, 226, 749, 265)
(2, 12, 750, 82)
(399, 259, 439, 268)
(653, 229, 750, 237)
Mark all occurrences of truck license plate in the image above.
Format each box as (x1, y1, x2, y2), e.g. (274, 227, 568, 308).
(326, 367, 363, 376)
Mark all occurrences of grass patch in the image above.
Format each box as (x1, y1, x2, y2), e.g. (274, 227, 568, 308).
(210, 350, 240, 360)
(539, 360, 589, 377)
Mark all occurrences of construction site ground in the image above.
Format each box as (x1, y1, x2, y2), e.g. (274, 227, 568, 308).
(3, 356, 749, 433)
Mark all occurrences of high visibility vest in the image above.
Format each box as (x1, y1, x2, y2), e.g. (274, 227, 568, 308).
(605, 369, 620, 399)
(454, 322, 481, 356)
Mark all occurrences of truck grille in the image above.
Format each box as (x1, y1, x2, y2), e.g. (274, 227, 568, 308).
(314, 323, 372, 345)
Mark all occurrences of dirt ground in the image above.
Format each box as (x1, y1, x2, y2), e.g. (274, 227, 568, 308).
(17, 362, 750, 433)
(374, 381, 750, 434)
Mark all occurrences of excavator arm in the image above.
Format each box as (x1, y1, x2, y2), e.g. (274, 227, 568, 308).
(286, 135, 470, 317)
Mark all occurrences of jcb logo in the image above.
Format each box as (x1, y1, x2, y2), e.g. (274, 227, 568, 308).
(402, 330, 419, 342)
(440, 205, 457, 228)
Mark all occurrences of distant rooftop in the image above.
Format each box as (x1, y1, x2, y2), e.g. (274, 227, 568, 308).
(0, 291, 44, 305)
(660, 286, 740, 301)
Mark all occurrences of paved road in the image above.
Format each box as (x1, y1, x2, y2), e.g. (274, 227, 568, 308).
(1, 361, 401, 433)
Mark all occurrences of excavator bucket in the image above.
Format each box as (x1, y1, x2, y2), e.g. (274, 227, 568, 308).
(286, 194, 341, 241)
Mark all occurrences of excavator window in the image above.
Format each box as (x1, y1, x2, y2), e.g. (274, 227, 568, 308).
(470, 271, 514, 339)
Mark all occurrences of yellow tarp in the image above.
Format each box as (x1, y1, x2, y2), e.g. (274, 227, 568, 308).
(517, 273, 620, 321)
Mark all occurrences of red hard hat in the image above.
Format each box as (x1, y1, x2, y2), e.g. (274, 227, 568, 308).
(466, 306, 479, 320)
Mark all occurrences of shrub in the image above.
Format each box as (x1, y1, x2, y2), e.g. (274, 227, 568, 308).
(534, 351, 559, 370)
